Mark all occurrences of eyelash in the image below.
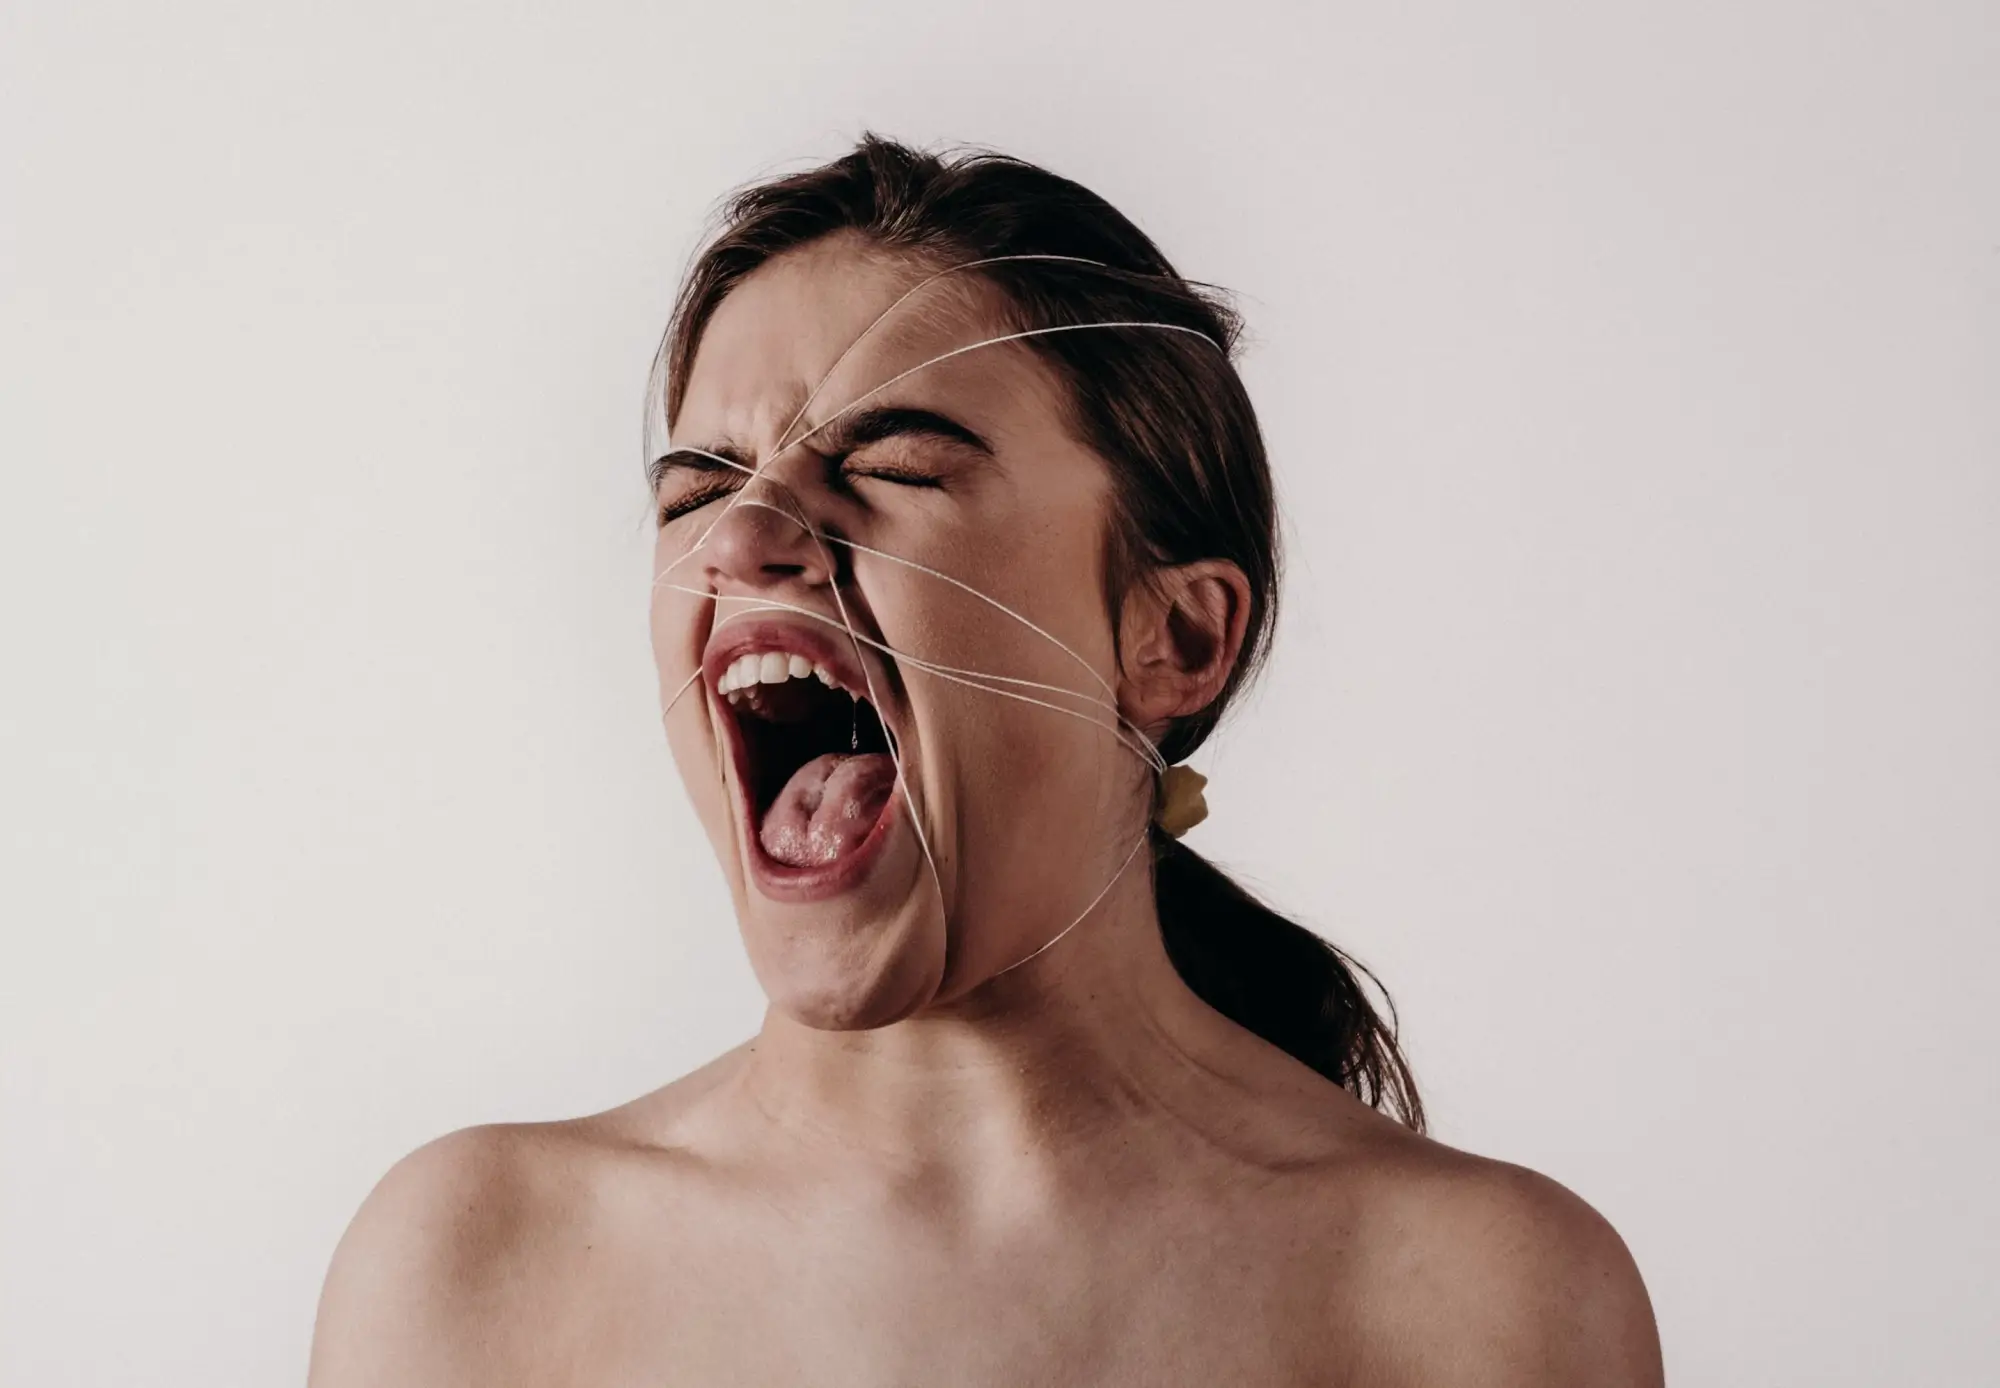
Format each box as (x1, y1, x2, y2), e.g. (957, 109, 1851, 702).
(839, 460, 946, 491)
(654, 460, 944, 525)
(656, 483, 734, 524)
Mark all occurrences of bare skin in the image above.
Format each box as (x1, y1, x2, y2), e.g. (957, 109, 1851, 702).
(309, 236, 1664, 1387)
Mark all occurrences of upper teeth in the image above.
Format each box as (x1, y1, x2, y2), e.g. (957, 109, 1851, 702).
(717, 650, 842, 697)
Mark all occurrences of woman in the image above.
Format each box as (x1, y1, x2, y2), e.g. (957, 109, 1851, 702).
(311, 136, 1663, 1386)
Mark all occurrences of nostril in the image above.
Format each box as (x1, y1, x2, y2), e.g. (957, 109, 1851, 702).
(763, 562, 808, 577)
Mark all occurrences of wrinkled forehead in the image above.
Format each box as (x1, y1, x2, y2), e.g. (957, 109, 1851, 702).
(674, 235, 1052, 455)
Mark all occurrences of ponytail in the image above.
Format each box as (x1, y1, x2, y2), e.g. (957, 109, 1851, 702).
(1152, 829, 1425, 1131)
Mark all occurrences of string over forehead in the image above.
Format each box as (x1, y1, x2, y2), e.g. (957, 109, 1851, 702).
(646, 252, 1227, 462)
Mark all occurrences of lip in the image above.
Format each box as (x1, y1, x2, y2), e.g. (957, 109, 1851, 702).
(701, 612, 906, 904)
(701, 612, 876, 704)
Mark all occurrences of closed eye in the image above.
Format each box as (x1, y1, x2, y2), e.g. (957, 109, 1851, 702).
(816, 407, 988, 494)
(651, 447, 749, 525)
(839, 460, 947, 489)
(657, 482, 738, 524)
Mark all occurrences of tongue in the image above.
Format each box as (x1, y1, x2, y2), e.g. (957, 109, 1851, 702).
(759, 752, 896, 867)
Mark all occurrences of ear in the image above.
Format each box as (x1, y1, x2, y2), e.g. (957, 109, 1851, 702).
(1116, 559, 1253, 741)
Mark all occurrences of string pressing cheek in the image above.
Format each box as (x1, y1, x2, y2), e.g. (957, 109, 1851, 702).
(661, 580, 1164, 769)
(650, 255, 1226, 979)
(654, 468, 1163, 767)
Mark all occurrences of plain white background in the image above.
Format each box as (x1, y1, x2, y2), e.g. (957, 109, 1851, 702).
(3, 1, 1994, 1382)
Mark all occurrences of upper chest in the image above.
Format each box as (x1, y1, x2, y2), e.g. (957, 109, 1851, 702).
(528, 1169, 1401, 1388)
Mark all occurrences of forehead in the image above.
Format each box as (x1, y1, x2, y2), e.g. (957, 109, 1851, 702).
(675, 234, 1060, 450)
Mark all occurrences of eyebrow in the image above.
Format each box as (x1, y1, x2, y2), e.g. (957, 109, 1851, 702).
(647, 441, 754, 490)
(648, 406, 993, 490)
(811, 405, 993, 458)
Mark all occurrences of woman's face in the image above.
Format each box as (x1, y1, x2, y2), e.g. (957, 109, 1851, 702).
(651, 234, 1155, 1029)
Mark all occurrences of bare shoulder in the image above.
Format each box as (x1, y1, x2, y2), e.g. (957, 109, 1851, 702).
(307, 1054, 741, 1387)
(1328, 1122, 1664, 1388)
(306, 1121, 599, 1386)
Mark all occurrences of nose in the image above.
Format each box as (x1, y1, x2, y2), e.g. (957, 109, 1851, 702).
(698, 467, 836, 594)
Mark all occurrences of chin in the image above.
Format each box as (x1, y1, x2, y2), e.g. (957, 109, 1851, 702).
(743, 887, 949, 1030)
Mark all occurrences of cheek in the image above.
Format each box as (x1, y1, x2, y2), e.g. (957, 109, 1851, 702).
(882, 547, 1132, 807)
(647, 575, 731, 820)
(658, 682, 739, 874)
(872, 493, 1118, 719)
(648, 538, 707, 684)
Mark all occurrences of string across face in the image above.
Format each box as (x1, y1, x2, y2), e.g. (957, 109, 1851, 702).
(650, 254, 1221, 983)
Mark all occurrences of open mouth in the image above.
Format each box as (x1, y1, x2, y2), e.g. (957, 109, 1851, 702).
(710, 632, 899, 877)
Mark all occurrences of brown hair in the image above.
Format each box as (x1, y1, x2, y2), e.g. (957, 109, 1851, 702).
(655, 134, 1424, 1130)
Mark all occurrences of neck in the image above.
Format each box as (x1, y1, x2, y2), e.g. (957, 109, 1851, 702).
(725, 868, 1287, 1188)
